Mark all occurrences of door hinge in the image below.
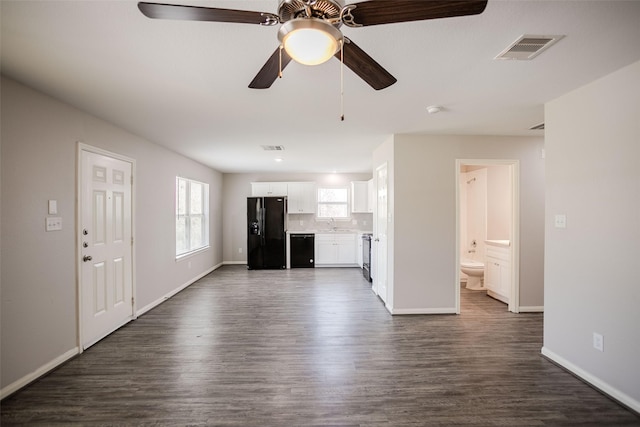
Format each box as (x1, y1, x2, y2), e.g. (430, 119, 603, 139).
(131, 297, 135, 306)
(131, 176, 133, 185)
(131, 236, 134, 246)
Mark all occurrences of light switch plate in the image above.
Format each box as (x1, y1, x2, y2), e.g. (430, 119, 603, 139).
(48, 199, 58, 215)
(46, 217, 62, 231)
(554, 214, 567, 229)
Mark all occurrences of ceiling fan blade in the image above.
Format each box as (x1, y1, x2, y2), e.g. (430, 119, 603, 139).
(342, 0, 487, 27)
(138, 2, 279, 25)
(249, 48, 293, 89)
(335, 38, 396, 90)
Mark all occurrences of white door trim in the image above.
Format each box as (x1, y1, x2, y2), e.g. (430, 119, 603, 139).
(76, 142, 137, 352)
(455, 159, 520, 314)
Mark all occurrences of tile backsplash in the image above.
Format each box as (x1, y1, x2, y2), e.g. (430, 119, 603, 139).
(287, 213, 373, 233)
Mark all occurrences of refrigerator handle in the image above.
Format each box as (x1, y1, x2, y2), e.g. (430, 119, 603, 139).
(260, 207, 266, 246)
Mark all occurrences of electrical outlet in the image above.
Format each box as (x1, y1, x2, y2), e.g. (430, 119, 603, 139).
(239, 247, 243, 254)
(593, 332, 604, 352)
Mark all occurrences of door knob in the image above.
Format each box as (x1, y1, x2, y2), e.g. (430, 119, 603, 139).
(83, 255, 92, 262)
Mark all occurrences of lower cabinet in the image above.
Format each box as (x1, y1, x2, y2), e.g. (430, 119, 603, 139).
(484, 244, 511, 303)
(315, 234, 357, 266)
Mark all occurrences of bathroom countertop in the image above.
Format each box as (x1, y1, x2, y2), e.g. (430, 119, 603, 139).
(485, 239, 510, 247)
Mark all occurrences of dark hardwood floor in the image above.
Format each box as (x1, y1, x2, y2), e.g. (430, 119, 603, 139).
(2, 265, 639, 426)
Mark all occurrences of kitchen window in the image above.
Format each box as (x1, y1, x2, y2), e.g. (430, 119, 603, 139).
(317, 187, 349, 219)
(176, 177, 209, 257)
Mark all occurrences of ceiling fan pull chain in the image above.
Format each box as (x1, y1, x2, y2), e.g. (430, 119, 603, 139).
(278, 45, 283, 79)
(340, 39, 344, 121)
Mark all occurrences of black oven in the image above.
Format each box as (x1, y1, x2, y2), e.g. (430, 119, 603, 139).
(362, 233, 373, 282)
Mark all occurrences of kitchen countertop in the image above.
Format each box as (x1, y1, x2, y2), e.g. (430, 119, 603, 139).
(288, 230, 372, 235)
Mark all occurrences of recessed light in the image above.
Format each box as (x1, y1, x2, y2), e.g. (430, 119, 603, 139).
(275, 158, 283, 162)
(426, 105, 442, 114)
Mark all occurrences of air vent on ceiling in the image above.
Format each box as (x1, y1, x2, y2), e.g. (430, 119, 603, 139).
(261, 145, 285, 151)
(530, 122, 545, 130)
(495, 35, 564, 60)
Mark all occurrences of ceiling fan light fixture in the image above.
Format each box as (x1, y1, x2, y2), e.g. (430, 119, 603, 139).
(278, 18, 343, 66)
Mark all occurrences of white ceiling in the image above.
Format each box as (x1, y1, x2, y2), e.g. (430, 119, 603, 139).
(2, 1, 640, 173)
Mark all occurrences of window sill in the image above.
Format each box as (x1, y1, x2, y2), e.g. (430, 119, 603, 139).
(176, 246, 210, 261)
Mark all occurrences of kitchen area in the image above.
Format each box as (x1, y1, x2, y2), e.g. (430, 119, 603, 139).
(245, 178, 374, 282)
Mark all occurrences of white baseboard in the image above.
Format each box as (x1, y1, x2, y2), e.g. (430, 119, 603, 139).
(1, 347, 79, 400)
(541, 346, 640, 414)
(519, 305, 544, 313)
(487, 290, 509, 304)
(222, 261, 247, 265)
(391, 307, 457, 315)
(136, 263, 221, 317)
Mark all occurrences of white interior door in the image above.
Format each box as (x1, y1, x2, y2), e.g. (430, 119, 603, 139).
(375, 163, 388, 303)
(80, 148, 133, 349)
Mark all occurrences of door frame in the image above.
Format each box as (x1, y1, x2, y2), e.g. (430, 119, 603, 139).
(373, 162, 389, 306)
(76, 142, 137, 352)
(455, 159, 520, 314)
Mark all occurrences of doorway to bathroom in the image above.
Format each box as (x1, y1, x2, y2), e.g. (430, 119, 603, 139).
(455, 160, 520, 313)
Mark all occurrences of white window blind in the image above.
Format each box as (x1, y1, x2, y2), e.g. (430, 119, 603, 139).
(317, 187, 349, 218)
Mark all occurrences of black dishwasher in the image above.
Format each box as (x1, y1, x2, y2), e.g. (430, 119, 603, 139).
(290, 234, 315, 268)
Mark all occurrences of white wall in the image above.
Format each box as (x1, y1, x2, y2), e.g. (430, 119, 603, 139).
(376, 134, 545, 313)
(221, 172, 372, 264)
(543, 60, 640, 410)
(487, 165, 512, 240)
(0, 76, 223, 394)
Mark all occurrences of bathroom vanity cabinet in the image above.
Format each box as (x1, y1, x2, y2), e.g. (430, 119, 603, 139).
(484, 240, 511, 303)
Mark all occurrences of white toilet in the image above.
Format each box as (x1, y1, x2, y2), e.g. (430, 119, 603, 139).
(461, 259, 485, 290)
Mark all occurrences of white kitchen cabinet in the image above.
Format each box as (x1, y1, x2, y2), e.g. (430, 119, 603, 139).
(484, 241, 511, 304)
(351, 181, 369, 213)
(251, 182, 288, 197)
(357, 234, 364, 268)
(287, 182, 316, 214)
(315, 233, 357, 266)
(367, 179, 374, 213)
(315, 235, 335, 265)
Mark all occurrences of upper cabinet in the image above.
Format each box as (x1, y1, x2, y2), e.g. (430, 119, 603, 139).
(251, 182, 288, 197)
(367, 178, 374, 213)
(351, 180, 374, 213)
(287, 182, 316, 214)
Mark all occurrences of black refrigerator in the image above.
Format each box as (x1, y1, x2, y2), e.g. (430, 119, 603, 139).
(247, 196, 287, 269)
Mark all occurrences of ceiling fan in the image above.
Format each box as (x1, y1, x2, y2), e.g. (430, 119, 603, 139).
(138, 0, 488, 90)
